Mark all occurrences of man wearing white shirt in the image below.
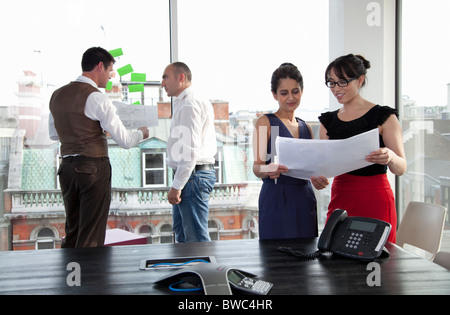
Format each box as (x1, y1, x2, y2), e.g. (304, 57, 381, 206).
(49, 47, 149, 248)
(162, 62, 217, 243)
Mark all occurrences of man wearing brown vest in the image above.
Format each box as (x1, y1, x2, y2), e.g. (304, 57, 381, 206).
(49, 47, 149, 248)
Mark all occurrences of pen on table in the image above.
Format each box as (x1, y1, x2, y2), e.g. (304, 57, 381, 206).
(274, 156, 279, 185)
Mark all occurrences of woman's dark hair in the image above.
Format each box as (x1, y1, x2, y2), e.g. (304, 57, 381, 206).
(271, 63, 304, 94)
(325, 54, 371, 87)
(81, 47, 115, 72)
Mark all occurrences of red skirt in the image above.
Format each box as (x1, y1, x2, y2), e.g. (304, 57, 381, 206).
(327, 173, 397, 243)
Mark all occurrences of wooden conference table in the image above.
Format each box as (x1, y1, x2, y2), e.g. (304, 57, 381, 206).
(0, 238, 449, 295)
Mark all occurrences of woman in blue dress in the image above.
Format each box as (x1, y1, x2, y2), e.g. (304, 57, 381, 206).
(253, 63, 328, 240)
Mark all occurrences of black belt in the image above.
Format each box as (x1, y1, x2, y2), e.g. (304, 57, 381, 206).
(62, 155, 109, 162)
(194, 164, 214, 171)
(173, 164, 214, 176)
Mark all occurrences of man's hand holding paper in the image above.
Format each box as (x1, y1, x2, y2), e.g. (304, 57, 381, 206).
(112, 101, 158, 129)
(275, 128, 380, 180)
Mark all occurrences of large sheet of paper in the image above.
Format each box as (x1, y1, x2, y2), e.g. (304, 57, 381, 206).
(275, 128, 380, 180)
(113, 101, 158, 129)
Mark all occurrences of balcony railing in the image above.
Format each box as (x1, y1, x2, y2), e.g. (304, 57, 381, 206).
(5, 182, 259, 217)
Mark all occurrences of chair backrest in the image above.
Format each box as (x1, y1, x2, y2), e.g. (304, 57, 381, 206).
(396, 201, 447, 259)
(433, 251, 450, 270)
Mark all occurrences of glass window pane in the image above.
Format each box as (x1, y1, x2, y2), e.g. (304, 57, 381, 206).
(177, 0, 330, 228)
(400, 0, 450, 231)
(36, 240, 55, 250)
(160, 224, 172, 233)
(0, 0, 332, 251)
(145, 170, 164, 185)
(0, 0, 170, 251)
(145, 154, 164, 169)
(178, 0, 329, 116)
(37, 228, 55, 238)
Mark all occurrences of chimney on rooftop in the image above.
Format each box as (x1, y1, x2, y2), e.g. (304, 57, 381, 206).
(16, 70, 43, 139)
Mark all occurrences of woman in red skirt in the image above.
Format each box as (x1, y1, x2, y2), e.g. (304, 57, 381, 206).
(312, 54, 407, 243)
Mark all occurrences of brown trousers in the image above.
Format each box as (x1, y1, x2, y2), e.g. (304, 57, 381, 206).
(58, 156, 111, 248)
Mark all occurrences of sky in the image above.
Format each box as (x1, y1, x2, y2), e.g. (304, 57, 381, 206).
(176, 0, 329, 115)
(1, 0, 449, 120)
(401, 0, 450, 108)
(1, 0, 170, 108)
(0, 0, 328, 118)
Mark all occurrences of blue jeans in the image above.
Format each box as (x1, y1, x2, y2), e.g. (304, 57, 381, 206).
(172, 170, 216, 243)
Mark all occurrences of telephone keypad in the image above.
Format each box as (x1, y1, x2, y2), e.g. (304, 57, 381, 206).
(345, 232, 366, 249)
(228, 269, 273, 295)
(343, 231, 376, 250)
(236, 277, 272, 295)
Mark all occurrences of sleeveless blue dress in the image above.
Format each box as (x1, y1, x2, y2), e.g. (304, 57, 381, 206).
(258, 114, 318, 240)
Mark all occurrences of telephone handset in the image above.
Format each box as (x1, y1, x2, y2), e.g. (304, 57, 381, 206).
(279, 209, 391, 261)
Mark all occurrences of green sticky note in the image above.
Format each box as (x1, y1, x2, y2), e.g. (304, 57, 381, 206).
(109, 48, 123, 58)
(117, 64, 134, 77)
(131, 73, 146, 82)
(106, 81, 113, 91)
(128, 84, 144, 93)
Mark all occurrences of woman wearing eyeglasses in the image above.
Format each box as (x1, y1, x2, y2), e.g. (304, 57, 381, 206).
(312, 54, 406, 243)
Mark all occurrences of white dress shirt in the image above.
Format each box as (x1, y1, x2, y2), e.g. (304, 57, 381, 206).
(49, 76, 143, 150)
(167, 86, 217, 190)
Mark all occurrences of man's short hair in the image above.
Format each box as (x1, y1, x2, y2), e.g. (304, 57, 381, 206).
(172, 62, 192, 82)
(82, 47, 115, 72)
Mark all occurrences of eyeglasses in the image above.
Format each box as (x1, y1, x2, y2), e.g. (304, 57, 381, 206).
(325, 77, 358, 88)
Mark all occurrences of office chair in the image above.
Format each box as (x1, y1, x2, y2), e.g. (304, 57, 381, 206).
(433, 251, 450, 270)
(396, 201, 447, 260)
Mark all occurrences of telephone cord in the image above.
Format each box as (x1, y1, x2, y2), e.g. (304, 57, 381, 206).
(277, 247, 323, 261)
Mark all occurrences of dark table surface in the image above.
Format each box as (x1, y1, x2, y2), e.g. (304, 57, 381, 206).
(1, 238, 449, 295)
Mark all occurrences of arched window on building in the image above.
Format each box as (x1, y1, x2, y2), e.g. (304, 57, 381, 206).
(242, 216, 258, 239)
(138, 224, 154, 244)
(160, 224, 174, 244)
(208, 220, 220, 241)
(117, 224, 132, 232)
(36, 227, 56, 250)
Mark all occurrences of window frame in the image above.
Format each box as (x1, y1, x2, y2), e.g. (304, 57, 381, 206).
(142, 151, 167, 188)
(34, 227, 57, 250)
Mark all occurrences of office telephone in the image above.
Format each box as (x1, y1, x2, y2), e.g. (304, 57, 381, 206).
(279, 209, 391, 261)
